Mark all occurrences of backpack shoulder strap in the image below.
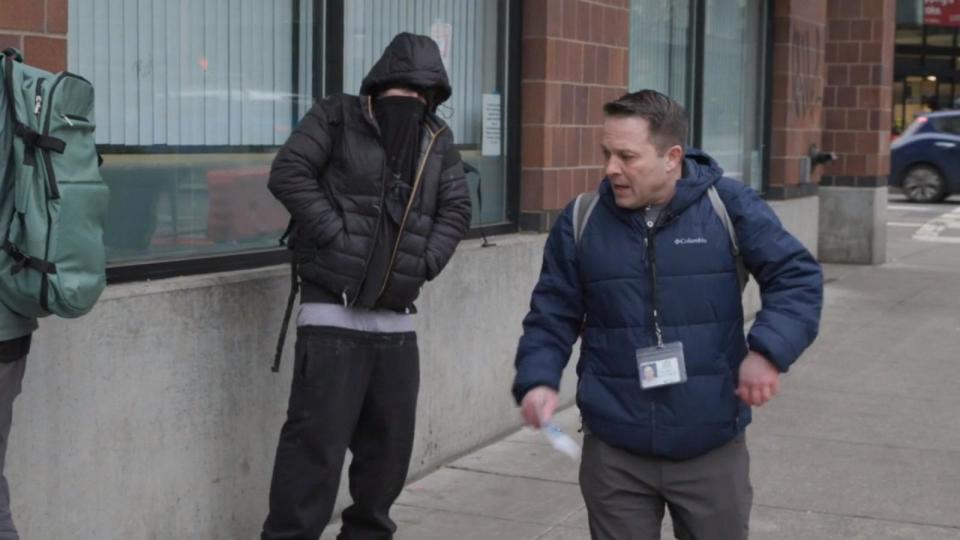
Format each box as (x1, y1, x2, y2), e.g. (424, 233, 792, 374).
(706, 185, 749, 291)
(1, 53, 20, 126)
(706, 185, 738, 255)
(271, 258, 299, 372)
(272, 96, 347, 372)
(318, 94, 345, 133)
(573, 191, 600, 246)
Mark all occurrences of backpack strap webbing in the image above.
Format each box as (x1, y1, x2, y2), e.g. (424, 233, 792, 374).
(573, 191, 600, 246)
(706, 185, 749, 291)
(2, 53, 66, 168)
(271, 255, 300, 373)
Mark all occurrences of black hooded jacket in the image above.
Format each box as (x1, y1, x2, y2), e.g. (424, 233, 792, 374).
(268, 33, 472, 312)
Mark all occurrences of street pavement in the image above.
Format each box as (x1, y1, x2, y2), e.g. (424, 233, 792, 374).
(323, 193, 960, 539)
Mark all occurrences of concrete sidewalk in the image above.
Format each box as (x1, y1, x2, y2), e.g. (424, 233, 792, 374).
(324, 213, 960, 539)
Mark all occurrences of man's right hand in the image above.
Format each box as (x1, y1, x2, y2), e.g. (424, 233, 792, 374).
(520, 386, 559, 429)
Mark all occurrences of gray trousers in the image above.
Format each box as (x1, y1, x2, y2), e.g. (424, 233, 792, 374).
(0, 358, 25, 540)
(580, 433, 752, 540)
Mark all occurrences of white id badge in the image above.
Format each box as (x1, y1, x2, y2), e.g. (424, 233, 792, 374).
(636, 341, 687, 390)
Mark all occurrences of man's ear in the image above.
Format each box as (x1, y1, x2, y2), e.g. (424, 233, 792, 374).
(665, 144, 684, 173)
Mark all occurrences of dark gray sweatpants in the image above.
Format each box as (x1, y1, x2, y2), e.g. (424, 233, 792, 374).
(262, 326, 420, 540)
(0, 357, 25, 540)
(579, 433, 753, 540)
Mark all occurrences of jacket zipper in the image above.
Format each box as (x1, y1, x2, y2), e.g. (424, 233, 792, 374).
(644, 208, 675, 453)
(646, 220, 656, 452)
(650, 402, 656, 451)
(345, 96, 388, 306)
(375, 123, 445, 300)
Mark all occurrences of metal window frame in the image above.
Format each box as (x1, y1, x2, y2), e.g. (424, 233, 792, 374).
(760, 0, 774, 195)
(465, 0, 522, 240)
(691, 0, 705, 148)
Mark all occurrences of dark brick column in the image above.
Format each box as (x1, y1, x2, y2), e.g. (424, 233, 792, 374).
(0, 0, 68, 73)
(823, 0, 894, 189)
(519, 0, 630, 232)
(818, 0, 894, 264)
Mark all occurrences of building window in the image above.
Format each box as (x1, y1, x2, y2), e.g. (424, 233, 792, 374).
(342, 0, 512, 228)
(628, 0, 767, 191)
(701, 0, 766, 190)
(628, 0, 693, 113)
(68, 0, 520, 282)
(894, 0, 960, 132)
(926, 26, 957, 49)
(69, 0, 318, 270)
(896, 25, 924, 46)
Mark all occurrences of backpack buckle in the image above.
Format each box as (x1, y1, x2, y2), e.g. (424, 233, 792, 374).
(8, 248, 28, 275)
(2, 240, 26, 273)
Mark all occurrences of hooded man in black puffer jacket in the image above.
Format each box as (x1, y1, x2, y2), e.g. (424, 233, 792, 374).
(262, 33, 471, 540)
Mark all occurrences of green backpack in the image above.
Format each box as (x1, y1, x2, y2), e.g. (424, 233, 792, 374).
(0, 48, 108, 318)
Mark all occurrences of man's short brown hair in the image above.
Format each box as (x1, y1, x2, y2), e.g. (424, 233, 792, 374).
(603, 90, 688, 153)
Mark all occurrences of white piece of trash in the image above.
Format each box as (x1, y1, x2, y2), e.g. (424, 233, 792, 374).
(541, 422, 581, 461)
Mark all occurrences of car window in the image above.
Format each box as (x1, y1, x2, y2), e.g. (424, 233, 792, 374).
(932, 115, 960, 135)
(900, 116, 929, 138)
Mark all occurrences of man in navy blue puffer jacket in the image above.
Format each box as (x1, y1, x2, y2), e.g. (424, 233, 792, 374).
(512, 90, 823, 540)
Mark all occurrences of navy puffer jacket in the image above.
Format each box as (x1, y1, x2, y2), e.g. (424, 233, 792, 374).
(513, 150, 823, 460)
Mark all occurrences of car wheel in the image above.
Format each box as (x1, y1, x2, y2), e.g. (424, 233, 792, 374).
(902, 165, 947, 203)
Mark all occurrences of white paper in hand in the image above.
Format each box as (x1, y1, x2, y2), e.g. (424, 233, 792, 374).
(542, 422, 581, 461)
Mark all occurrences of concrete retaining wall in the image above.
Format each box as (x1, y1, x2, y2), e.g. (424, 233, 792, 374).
(7, 235, 578, 539)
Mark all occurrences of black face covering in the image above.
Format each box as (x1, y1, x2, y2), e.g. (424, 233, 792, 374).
(373, 95, 426, 186)
(354, 95, 427, 310)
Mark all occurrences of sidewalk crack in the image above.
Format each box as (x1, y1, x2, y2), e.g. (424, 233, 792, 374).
(532, 505, 587, 539)
(445, 464, 580, 486)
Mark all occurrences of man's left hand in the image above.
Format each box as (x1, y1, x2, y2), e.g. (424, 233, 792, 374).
(736, 351, 780, 407)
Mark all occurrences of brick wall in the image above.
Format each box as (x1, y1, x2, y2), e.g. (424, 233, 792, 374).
(519, 0, 630, 231)
(821, 0, 895, 187)
(767, 0, 827, 199)
(0, 0, 68, 73)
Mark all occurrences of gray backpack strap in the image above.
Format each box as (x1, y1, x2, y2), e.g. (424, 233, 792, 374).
(573, 191, 600, 246)
(706, 185, 749, 291)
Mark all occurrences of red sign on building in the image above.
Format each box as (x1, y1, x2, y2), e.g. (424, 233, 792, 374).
(925, 0, 960, 27)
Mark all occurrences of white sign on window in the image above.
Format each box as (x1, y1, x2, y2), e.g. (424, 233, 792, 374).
(430, 20, 453, 70)
(482, 93, 502, 157)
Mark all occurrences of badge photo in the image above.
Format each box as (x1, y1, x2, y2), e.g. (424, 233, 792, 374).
(636, 341, 688, 390)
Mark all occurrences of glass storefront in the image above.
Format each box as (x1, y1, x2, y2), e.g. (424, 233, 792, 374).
(69, 0, 316, 266)
(343, 0, 510, 228)
(628, 0, 692, 112)
(894, 0, 960, 132)
(628, 0, 767, 191)
(69, 0, 513, 276)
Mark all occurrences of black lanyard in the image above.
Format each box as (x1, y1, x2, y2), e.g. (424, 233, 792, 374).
(643, 212, 667, 348)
